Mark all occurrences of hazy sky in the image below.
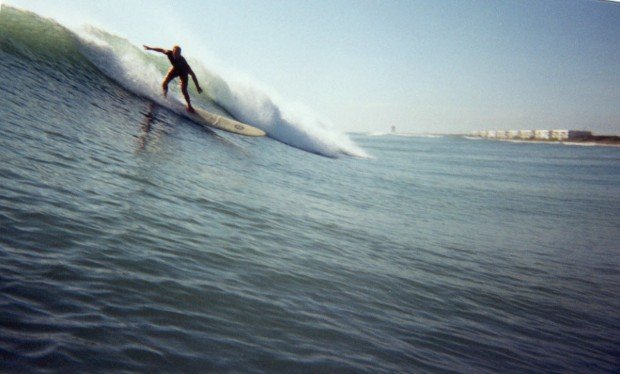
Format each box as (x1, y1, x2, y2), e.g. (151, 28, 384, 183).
(4, 0, 620, 134)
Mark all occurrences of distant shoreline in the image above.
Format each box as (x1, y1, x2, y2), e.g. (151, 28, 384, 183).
(463, 135, 620, 147)
(348, 132, 620, 147)
(463, 129, 620, 147)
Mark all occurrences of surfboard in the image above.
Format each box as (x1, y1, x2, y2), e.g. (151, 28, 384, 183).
(183, 107, 266, 137)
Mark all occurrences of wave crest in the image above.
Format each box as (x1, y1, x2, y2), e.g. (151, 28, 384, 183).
(201, 72, 368, 157)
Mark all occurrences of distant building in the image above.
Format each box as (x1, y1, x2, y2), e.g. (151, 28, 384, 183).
(507, 130, 520, 139)
(550, 129, 568, 140)
(472, 129, 595, 142)
(519, 130, 534, 140)
(391, 126, 396, 133)
(534, 130, 550, 140)
(550, 130, 593, 140)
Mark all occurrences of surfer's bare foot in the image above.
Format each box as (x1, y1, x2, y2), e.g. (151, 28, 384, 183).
(162, 88, 168, 98)
(186, 106, 195, 113)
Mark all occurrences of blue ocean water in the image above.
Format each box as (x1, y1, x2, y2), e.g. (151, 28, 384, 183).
(1, 6, 619, 372)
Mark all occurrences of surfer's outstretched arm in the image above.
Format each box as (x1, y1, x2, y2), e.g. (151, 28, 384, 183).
(189, 67, 203, 93)
(143, 45, 168, 54)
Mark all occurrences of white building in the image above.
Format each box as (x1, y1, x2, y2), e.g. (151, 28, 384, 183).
(534, 130, 550, 140)
(550, 129, 569, 140)
(507, 130, 520, 139)
(473, 129, 593, 141)
(550, 130, 594, 140)
(519, 130, 534, 140)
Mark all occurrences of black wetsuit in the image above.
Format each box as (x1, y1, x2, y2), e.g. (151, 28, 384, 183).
(165, 50, 190, 82)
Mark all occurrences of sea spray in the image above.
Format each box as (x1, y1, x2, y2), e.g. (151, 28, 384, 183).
(189, 63, 370, 158)
(76, 26, 221, 117)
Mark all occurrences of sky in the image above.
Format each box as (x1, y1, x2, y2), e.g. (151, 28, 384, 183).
(3, 0, 620, 134)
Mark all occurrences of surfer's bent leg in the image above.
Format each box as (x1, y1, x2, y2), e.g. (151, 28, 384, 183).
(179, 74, 194, 112)
(161, 68, 178, 97)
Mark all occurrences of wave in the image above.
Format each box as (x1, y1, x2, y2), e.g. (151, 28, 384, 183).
(1, 6, 368, 158)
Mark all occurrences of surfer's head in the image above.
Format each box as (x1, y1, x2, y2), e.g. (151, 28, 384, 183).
(172, 45, 181, 58)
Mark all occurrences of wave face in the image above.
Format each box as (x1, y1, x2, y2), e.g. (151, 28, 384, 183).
(1, 5, 366, 157)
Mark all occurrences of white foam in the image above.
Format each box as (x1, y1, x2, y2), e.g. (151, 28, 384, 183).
(77, 27, 197, 117)
(184, 60, 369, 158)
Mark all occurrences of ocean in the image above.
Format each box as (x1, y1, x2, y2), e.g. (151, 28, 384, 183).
(1, 6, 619, 372)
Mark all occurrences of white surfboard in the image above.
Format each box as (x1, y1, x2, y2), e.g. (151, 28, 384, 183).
(183, 107, 266, 137)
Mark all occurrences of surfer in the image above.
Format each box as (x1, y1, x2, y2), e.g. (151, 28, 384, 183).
(143, 45, 203, 113)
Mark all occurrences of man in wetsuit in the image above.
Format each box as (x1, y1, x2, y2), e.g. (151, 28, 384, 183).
(143, 45, 203, 112)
